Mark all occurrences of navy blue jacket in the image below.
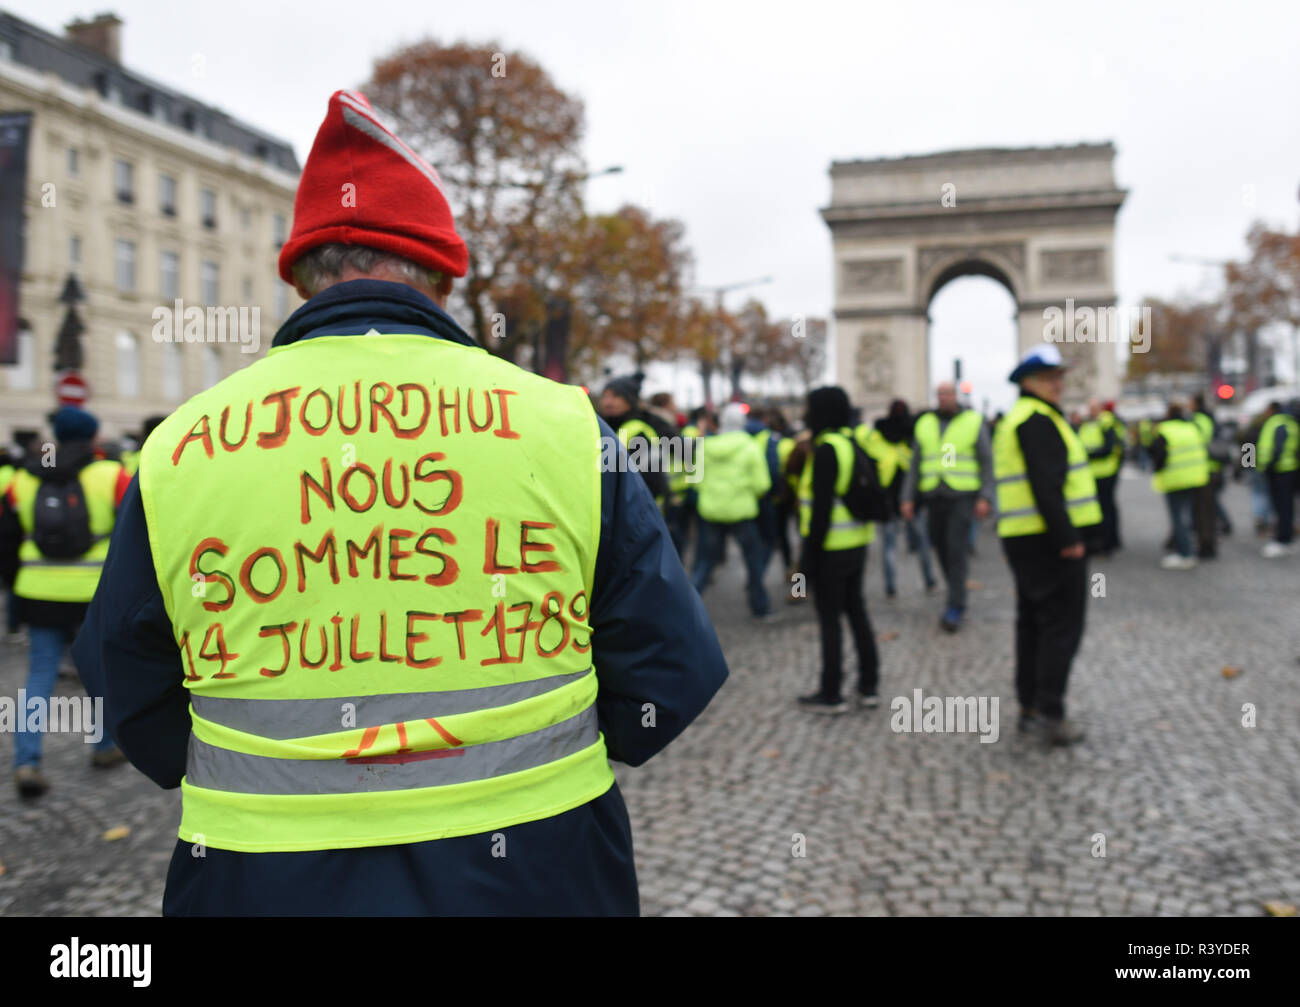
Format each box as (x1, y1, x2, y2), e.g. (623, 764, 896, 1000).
(71, 280, 729, 916)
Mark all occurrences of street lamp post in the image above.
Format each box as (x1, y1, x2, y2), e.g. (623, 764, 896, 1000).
(694, 275, 772, 408)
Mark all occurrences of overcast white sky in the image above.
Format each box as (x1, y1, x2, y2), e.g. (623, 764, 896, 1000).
(16, 0, 1300, 409)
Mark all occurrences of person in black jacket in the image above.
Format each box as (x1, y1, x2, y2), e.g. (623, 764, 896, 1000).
(997, 348, 1091, 747)
(798, 386, 880, 714)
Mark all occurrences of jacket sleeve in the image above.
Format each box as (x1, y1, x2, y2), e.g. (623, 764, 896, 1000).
(800, 442, 838, 570)
(1151, 433, 1169, 472)
(1016, 413, 1079, 550)
(751, 442, 772, 499)
(900, 437, 920, 504)
(975, 422, 994, 501)
(591, 417, 727, 767)
(71, 476, 192, 788)
(0, 485, 19, 588)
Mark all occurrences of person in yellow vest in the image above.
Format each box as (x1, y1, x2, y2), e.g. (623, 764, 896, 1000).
(0, 407, 131, 796)
(856, 400, 937, 598)
(70, 89, 727, 915)
(1256, 400, 1298, 558)
(599, 371, 671, 507)
(1077, 398, 1125, 556)
(899, 381, 993, 632)
(0, 447, 18, 639)
(690, 402, 773, 617)
(1137, 417, 1155, 471)
(994, 346, 1100, 746)
(1151, 400, 1210, 570)
(1190, 392, 1232, 555)
(797, 386, 883, 714)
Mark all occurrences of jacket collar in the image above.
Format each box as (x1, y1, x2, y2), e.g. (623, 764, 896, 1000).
(1022, 390, 1065, 418)
(271, 279, 482, 350)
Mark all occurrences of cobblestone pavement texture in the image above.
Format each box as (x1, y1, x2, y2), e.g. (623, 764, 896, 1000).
(1, 474, 1297, 916)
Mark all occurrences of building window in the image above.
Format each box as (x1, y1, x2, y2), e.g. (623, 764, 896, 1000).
(200, 260, 219, 304)
(241, 276, 252, 302)
(67, 147, 79, 176)
(163, 342, 184, 401)
(116, 331, 140, 398)
(5, 326, 34, 390)
(160, 251, 179, 300)
(159, 174, 176, 217)
(200, 188, 217, 229)
(115, 239, 136, 292)
(0, 38, 14, 62)
(114, 159, 134, 204)
(272, 213, 286, 248)
(69, 235, 81, 268)
(203, 345, 221, 389)
(239, 204, 250, 231)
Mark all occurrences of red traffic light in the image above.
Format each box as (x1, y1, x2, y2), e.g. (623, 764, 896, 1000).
(959, 380, 973, 395)
(1216, 384, 1234, 400)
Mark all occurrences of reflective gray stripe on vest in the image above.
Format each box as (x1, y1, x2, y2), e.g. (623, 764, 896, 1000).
(191, 667, 593, 740)
(998, 459, 1088, 486)
(829, 520, 868, 531)
(186, 705, 598, 795)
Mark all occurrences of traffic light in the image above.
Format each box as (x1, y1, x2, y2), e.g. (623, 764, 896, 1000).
(1215, 383, 1234, 401)
(959, 380, 973, 395)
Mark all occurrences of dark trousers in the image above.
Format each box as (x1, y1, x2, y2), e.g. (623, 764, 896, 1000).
(691, 518, 771, 615)
(1004, 539, 1087, 720)
(1269, 471, 1296, 544)
(810, 545, 878, 700)
(1095, 475, 1120, 552)
(1193, 480, 1218, 557)
(1165, 489, 1197, 557)
(924, 494, 974, 612)
(775, 500, 795, 569)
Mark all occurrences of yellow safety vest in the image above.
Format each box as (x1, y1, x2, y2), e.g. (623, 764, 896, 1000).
(913, 410, 983, 493)
(993, 396, 1101, 538)
(1190, 412, 1220, 474)
(121, 449, 141, 476)
(1257, 413, 1299, 473)
(798, 428, 874, 549)
(853, 424, 900, 489)
(11, 462, 122, 603)
(618, 416, 664, 508)
(138, 332, 613, 853)
(1078, 415, 1121, 480)
(1152, 419, 1209, 493)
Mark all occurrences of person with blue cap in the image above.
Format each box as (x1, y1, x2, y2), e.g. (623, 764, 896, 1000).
(0, 406, 131, 795)
(991, 345, 1101, 747)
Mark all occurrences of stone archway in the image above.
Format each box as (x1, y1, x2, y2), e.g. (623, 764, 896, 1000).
(821, 144, 1127, 413)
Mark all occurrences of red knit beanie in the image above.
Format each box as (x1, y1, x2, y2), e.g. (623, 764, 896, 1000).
(278, 90, 468, 284)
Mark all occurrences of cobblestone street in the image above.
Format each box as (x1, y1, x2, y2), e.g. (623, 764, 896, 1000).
(2, 473, 1297, 916)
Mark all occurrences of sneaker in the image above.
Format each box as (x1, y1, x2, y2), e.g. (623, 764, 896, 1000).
(855, 693, 881, 711)
(91, 747, 127, 769)
(885, 587, 897, 601)
(1039, 717, 1086, 747)
(1261, 542, 1293, 559)
(797, 693, 848, 715)
(1160, 554, 1197, 570)
(940, 607, 962, 632)
(14, 765, 48, 797)
(1017, 710, 1040, 733)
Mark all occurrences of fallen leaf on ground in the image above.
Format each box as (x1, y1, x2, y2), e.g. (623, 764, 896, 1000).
(1221, 665, 1243, 679)
(877, 631, 899, 642)
(0, 861, 6, 877)
(101, 825, 130, 842)
(1263, 901, 1297, 917)
(965, 580, 984, 590)
(762, 748, 782, 759)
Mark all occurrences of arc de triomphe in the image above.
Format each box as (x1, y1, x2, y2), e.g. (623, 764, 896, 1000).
(821, 144, 1127, 412)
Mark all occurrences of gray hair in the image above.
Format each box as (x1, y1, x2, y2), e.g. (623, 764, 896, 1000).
(291, 243, 445, 297)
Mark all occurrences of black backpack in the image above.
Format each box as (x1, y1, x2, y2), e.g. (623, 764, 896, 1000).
(31, 474, 94, 559)
(842, 436, 894, 523)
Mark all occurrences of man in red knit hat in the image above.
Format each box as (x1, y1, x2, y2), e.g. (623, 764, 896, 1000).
(73, 90, 727, 916)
